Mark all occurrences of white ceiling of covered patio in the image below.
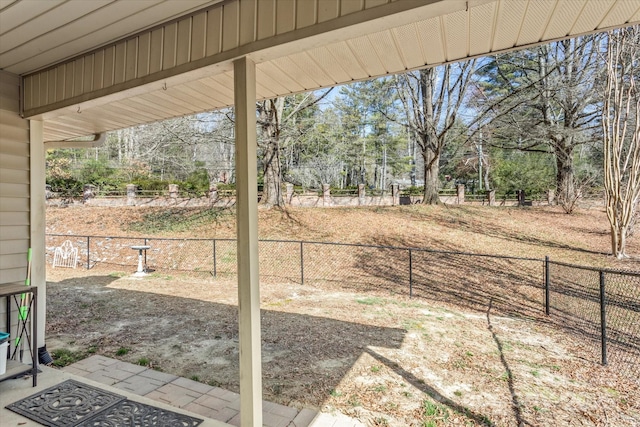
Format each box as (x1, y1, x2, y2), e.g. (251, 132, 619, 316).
(2, 0, 638, 142)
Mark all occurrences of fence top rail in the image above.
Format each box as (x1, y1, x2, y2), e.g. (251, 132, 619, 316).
(292, 239, 543, 262)
(47, 233, 543, 263)
(49, 233, 640, 276)
(548, 259, 640, 277)
(47, 234, 236, 243)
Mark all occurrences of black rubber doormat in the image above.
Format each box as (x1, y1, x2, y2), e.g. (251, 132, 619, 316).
(75, 399, 204, 427)
(5, 379, 203, 427)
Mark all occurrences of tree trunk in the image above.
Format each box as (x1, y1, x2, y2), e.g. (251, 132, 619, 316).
(610, 220, 629, 259)
(258, 99, 285, 207)
(422, 149, 440, 204)
(555, 147, 575, 208)
(261, 134, 283, 206)
(602, 27, 640, 259)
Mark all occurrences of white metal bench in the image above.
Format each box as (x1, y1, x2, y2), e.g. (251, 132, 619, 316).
(52, 240, 78, 268)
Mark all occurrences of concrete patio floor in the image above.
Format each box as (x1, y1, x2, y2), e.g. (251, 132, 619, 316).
(0, 355, 364, 427)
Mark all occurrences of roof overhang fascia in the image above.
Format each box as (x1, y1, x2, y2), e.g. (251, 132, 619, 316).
(21, 0, 460, 120)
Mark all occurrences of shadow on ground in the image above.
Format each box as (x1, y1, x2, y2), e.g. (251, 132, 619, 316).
(46, 275, 406, 407)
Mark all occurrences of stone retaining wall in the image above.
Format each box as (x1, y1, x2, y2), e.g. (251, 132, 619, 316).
(46, 183, 560, 208)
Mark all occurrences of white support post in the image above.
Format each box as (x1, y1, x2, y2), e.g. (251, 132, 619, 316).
(29, 120, 46, 349)
(233, 56, 262, 427)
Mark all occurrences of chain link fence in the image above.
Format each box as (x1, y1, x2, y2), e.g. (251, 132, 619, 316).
(547, 260, 640, 381)
(46, 234, 639, 380)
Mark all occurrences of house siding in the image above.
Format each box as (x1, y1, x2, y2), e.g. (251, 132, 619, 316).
(0, 71, 30, 334)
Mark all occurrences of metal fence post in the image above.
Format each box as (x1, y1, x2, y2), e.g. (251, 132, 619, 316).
(213, 239, 217, 277)
(545, 256, 550, 315)
(600, 271, 607, 366)
(300, 241, 304, 285)
(409, 249, 413, 298)
(86, 236, 90, 270)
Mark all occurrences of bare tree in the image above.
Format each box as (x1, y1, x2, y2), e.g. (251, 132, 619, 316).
(475, 36, 603, 212)
(395, 61, 476, 204)
(257, 90, 333, 207)
(257, 98, 285, 206)
(603, 26, 640, 259)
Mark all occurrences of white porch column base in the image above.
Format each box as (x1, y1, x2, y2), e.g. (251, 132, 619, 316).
(233, 56, 262, 427)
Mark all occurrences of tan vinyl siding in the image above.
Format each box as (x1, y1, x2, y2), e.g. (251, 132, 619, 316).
(22, 0, 396, 115)
(0, 71, 30, 291)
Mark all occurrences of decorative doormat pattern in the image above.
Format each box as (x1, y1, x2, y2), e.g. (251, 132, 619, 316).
(75, 399, 204, 427)
(6, 379, 203, 427)
(6, 379, 125, 426)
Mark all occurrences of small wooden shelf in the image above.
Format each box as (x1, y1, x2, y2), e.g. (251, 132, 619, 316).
(1, 359, 35, 380)
(1, 284, 38, 387)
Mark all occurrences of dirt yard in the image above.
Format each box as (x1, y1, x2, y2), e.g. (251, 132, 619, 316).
(44, 204, 640, 426)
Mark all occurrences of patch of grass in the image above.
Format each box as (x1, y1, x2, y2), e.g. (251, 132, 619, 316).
(373, 384, 387, 393)
(453, 358, 468, 369)
(137, 357, 150, 366)
(397, 301, 420, 308)
(109, 272, 126, 278)
(330, 389, 343, 397)
(402, 319, 424, 330)
(422, 400, 449, 424)
(270, 383, 284, 395)
(115, 347, 130, 356)
(603, 387, 619, 396)
(348, 395, 361, 407)
(266, 298, 292, 307)
(149, 273, 173, 280)
(454, 390, 463, 397)
(190, 375, 200, 381)
(371, 365, 382, 373)
(50, 348, 87, 367)
(531, 370, 540, 378)
(356, 297, 384, 306)
(372, 417, 389, 426)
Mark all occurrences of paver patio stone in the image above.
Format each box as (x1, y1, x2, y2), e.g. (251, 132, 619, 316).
(84, 369, 136, 385)
(69, 355, 118, 373)
(184, 401, 239, 422)
(291, 408, 319, 426)
(60, 356, 363, 427)
(193, 394, 236, 411)
(138, 368, 179, 383)
(207, 387, 240, 402)
(263, 400, 299, 418)
(112, 374, 170, 395)
(112, 360, 147, 374)
(173, 376, 216, 394)
(263, 410, 294, 427)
